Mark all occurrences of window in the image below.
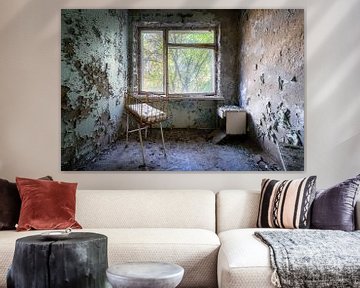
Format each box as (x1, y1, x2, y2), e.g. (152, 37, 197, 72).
(139, 28, 217, 96)
(140, 31, 164, 93)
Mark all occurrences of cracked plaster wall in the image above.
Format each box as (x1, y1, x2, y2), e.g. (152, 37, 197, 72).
(128, 9, 240, 129)
(239, 9, 304, 167)
(61, 9, 128, 170)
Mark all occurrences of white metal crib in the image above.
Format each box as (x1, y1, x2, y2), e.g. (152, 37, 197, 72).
(125, 93, 168, 165)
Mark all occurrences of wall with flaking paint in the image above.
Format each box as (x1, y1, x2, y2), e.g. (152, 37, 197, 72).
(239, 9, 304, 168)
(61, 9, 128, 170)
(163, 100, 217, 129)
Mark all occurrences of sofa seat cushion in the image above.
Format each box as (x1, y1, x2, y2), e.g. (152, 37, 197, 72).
(101, 228, 220, 288)
(218, 228, 281, 288)
(0, 228, 219, 288)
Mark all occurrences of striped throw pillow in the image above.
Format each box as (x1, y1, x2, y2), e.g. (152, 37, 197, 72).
(257, 176, 317, 229)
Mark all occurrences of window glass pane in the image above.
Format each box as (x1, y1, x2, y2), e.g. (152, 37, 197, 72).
(141, 31, 164, 92)
(168, 48, 215, 94)
(168, 30, 214, 44)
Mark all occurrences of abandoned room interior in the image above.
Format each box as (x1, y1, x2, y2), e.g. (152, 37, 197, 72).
(61, 9, 304, 171)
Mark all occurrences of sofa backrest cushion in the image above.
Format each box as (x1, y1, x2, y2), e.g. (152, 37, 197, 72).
(76, 190, 216, 231)
(216, 190, 260, 233)
(217, 190, 360, 233)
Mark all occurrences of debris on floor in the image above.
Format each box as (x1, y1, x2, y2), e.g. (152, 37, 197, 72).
(209, 129, 227, 144)
(77, 129, 282, 171)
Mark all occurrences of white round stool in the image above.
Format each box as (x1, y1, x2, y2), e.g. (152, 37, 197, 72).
(106, 262, 184, 288)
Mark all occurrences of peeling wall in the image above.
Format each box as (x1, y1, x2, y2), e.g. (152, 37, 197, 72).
(239, 9, 304, 168)
(163, 100, 217, 129)
(61, 9, 128, 170)
(128, 9, 240, 128)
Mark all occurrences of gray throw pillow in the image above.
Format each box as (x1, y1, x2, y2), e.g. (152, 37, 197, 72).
(311, 174, 360, 231)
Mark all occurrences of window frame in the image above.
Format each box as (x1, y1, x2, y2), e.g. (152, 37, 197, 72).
(138, 26, 219, 98)
(139, 29, 166, 95)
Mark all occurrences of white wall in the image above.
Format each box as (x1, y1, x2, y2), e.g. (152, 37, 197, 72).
(0, 0, 359, 191)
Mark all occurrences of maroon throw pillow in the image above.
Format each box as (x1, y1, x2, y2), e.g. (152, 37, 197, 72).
(16, 177, 82, 231)
(311, 174, 360, 231)
(0, 176, 53, 230)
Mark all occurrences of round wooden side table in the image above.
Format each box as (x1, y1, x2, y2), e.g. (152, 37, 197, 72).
(7, 232, 108, 288)
(106, 262, 184, 288)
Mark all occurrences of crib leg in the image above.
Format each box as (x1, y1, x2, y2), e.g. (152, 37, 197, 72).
(160, 123, 166, 157)
(126, 113, 129, 145)
(138, 124, 146, 165)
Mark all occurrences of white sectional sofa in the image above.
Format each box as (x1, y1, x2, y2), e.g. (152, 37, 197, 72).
(1, 189, 359, 288)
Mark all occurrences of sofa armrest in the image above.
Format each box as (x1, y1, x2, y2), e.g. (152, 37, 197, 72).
(356, 200, 360, 230)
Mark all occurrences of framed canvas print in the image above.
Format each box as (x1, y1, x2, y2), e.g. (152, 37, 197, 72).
(61, 9, 304, 171)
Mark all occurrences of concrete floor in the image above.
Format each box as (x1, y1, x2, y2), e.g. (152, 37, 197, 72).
(79, 129, 281, 171)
